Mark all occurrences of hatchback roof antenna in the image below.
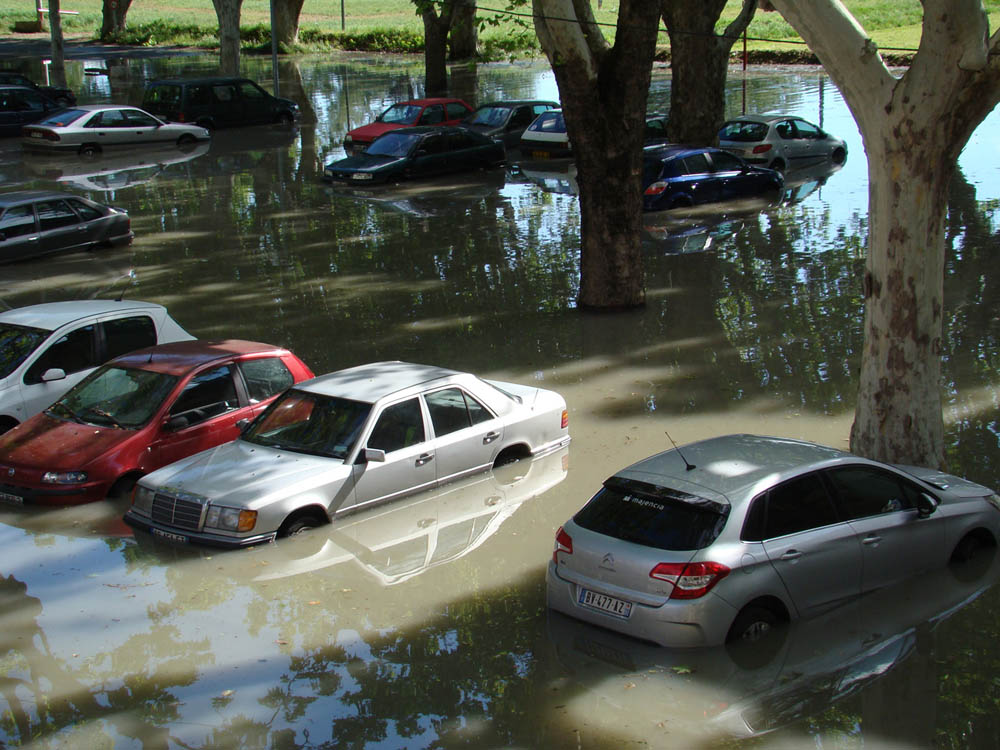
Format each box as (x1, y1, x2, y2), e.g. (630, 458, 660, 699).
(665, 430, 696, 471)
(115, 269, 137, 302)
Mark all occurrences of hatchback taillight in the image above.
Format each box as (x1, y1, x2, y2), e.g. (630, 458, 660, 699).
(644, 180, 668, 196)
(650, 561, 730, 599)
(553, 525, 573, 563)
(752, 143, 773, 154)
(561, 409, 569, 429)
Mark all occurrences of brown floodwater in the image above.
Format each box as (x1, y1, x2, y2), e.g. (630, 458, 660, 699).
(1, 53, 999, 749)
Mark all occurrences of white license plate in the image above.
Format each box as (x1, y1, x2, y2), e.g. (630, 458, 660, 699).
(531, 150, 550, 159)
(351, 173, 373, 181)
(151, 528, 188, 543)
(579, 587, 632, 618)
(30, 131, 42, 138)
(0, 490, 23, 505)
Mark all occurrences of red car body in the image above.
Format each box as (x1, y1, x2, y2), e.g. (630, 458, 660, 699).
(343, 97, 473, 153)
(0, 339, 313, 506)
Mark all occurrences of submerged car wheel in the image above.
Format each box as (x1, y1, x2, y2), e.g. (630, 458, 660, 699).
(279, 514, 325, 537)
(768, 157, 786, 173)
(0, 417, 18, 435)
(727, 604, 779, 643)
(79, 144, 101, 158)
(177, 133, 197, 146)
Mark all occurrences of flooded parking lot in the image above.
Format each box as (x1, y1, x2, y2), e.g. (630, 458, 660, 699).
(1, 53, 1000, 748)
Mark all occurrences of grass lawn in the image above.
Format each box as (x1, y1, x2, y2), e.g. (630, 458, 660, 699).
(2, 0, 1000, 56)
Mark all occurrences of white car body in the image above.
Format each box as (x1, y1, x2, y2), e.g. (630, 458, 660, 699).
(0, 300, 194, 432)
(126, 361, 571, 548)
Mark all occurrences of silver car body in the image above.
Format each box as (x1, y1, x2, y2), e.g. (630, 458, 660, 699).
(0, 299, 194, 431)
(126, 361, 571, 548)
(718, 114, 847, 172)
(21, 104, 210, 155)
(547, 433, 1000, 648)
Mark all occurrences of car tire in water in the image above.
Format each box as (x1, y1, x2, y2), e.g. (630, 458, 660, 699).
(727, 604, 779, 643)
(768, 158, 786, 173)
(0, 417, 18, 435)
(79, 144, 101, 158)
(280, 515, 323, 537)
(177, 133, 197, 147)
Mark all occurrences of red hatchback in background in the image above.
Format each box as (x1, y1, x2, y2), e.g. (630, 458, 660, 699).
(343, 97, 473, 154)
(0, 339, 313, 506)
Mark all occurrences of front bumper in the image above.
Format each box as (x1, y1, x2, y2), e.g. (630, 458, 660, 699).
(0, 480, 106, 506)
(123, 509, 276, 549)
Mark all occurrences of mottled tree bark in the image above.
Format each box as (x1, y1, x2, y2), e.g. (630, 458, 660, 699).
(212, 0, 245, 76)
(769, 0, 1000, 466)
(421, 3, 456, 96)
(660, 0, 757, 145)
(534, 0, 661, 309)
(100, 0, 134, 40)
(450, 0, 478, 60)
(47, 0, 67, 88)
(273, 0, 306, 48)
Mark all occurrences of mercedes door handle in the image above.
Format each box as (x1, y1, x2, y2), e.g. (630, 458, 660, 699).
(415, 453, 434, 466)
(483, 431, 500, 444)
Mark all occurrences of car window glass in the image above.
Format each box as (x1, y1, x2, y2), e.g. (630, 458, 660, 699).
(763, 472, 840, 538)
(38, 109, 86, 127)
(709, 151, 744, 172)
(0, 204, 36, 238)
(239, 357, 293, 403)
(792, 119, 822, 138)
(367, 398, 425, 453)
(169, 364, 239, 425)
(24, 324, 97, 383)
(101, 316, 156, 361)
(775, 120, 794, 139)
(212, 85, 237, 103)
(188, 85, 212, 106)
(419, 105, 445, 125)
(0, 323, 47, 379)
(60, 366, 178, 428)
(238, 81, 268, 100)
(97, 109, 129, 128)
(445, 102, 468, 119)
(509, 108, 534, 128)
(144, 85, 181, 107)
(681, 153, 711, 175)
(124, 109, 159, 127)
(825, 465, 916, 519)
(425, 387, 492, 437)
(246, 392, 371, 460)
(36, 200, 79, 231)
(420, 135, 446, 154)
(719, 120, 768, 142)
(446, 131, 473, 150)
(645, 118, 666, 137)
(66, 198, 102, 222)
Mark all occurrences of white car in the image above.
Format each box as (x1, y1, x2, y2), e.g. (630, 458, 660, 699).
(0, 300, 194, 433)
(125, 361, 571, 548)
(717, 115, 847, 173)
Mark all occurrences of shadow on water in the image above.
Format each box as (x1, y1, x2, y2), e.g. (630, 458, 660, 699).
(0, 56, 999, 748)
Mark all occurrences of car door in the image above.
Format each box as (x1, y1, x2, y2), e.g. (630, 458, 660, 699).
(409, 133, 449, 176)
(210, 83, 241, 127)
(708, 150, 752, 202)
(236, 80, 274, 125)
(122, 108, 167, 144)
(789, 118, 828, 163)
(759, 471, 863, 616)
(0, 202, 40, 262)
(825, 464, 948, 592)
(20, 322, 101, 416)
(34, 198, 92, 255)
(678, 151, 719, 205)
(84, 108, 132, 146)
(775, 118, 812, 166)
(144, 363, 246, 472)
(346, 397, 436, 511)
(423, 386, 503, 483)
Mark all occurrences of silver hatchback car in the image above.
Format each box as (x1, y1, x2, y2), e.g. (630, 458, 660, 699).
(718, 115, 847, 173)
(547, 434, 1000, 648)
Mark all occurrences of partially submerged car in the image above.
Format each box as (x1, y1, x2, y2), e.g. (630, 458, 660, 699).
(0, 339, 314, 506)
(642, 145, 783, 212)
(461, 100, 559, 146)
(718, 115, 847, 173)
(0, 299, 193, 433)
(21, 105, 211, 156)
(142, 77, 299, 130)
(0, 190, 134, 263)
(343, 97, 473, 153)
(0, 71, 75, 107)
(125, 360, 571, 548)
(547, 433, 1000, 648)
(323, 126, 504, 185)
(0, 85, 65, 138)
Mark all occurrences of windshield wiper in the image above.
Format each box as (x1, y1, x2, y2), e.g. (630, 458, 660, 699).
(83, 406, 125, 429)
(46, 401, 84, 424)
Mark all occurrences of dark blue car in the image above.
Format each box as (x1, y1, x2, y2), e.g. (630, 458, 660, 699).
(323, 126, 504, 185)
(642, 145, 783, 212)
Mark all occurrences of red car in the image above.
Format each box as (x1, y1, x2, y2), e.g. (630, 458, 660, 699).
(343, 97, 473, 153)
(0, 340, 313, 506)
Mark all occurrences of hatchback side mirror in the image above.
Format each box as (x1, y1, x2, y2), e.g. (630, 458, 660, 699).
(41, 368, 66, 382)
(917, 492, 939, 518)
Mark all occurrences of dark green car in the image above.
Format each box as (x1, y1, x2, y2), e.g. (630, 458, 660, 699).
(323, 126, 505, 185)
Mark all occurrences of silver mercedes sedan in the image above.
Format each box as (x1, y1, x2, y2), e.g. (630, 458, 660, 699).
(125, 361, 570, 548)
(547, 434, 1000, 648)
(21, 105, 210, 156)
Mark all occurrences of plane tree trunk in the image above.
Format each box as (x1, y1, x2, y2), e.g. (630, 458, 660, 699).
(212, 0, 244, 75)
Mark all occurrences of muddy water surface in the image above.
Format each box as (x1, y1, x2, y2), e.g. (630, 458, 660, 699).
(1, 55, 999, 748)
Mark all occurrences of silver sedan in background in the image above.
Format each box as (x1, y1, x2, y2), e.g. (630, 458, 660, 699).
(547, 433, 1000, 648)
(718, 114, 847, 172)
(21, 105, 210, 156)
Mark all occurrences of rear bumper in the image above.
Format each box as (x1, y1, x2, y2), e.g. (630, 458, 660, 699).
(545, 560, 736, 648)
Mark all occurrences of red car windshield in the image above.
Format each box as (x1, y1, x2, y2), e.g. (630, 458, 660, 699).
(51, 366, 178, 429)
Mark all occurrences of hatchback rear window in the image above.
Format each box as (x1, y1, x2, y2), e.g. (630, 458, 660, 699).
(573, 478, 729, 551)
(719, 121, 768, 142)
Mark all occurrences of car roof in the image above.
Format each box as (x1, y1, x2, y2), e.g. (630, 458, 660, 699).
(0, 189, 87, 207)
(0, 299, 164, 332)
(643, 144, 713, 160)
(475, 100, 559, 108)
(382, 125, 474, 137)
(613, 433, 854, 505)
(394, 97, 468, 107)
(54, 104, 141, 112)
(724, 114, 800, 125)
(296, 361, 464, 403)
(146, 77, 252, 85)
(113, 339, 289, 375)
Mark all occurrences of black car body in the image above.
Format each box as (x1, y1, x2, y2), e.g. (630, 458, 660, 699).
(0, 190, 133, 263)
(462, 100, 559, 146)
(642, 145, 783, 212)
(323, 126, 505, 185)
(141, 77, 299, 130)
(0, 86, 64, 137)
(0, 72, 75, 107)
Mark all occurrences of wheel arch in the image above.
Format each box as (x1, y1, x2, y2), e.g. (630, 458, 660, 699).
(277, 504, 330, 536)
(493, 443, 531, 468)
